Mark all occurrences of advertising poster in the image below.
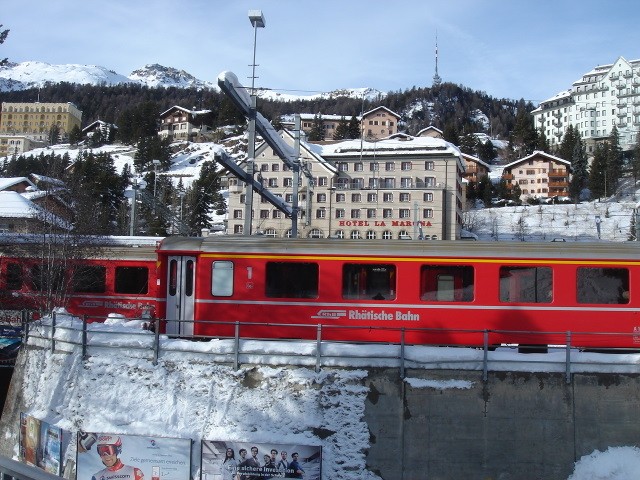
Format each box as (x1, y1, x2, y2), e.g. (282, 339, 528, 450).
(76, 432, 192, 480)
(200, 440, 321, 480)
(19, 413, 63, 476)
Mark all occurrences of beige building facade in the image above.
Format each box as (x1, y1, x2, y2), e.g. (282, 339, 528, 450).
(0, 102, 82, 143)
(226, 132, 465, 240)
(502, 151, 571, 201)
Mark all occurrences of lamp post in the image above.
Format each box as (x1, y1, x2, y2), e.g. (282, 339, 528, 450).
(328, 186, 336, 238)
(152, 159, 160, 213)
(244, 10, 266, 236)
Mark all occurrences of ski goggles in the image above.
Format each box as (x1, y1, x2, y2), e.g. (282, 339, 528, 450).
(97, 445, 118, 456)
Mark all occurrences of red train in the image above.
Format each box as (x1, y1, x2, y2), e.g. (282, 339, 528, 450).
(1, 234, 640, 348)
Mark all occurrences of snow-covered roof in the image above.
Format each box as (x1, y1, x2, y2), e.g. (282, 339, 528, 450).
(159, 105, 212, 117)
(461, 152, 492, 171)
(416, 125, 443, 137)
(0, 191, 71, 229)
(362, 105, 400, 119)
(0, 177, 36, 191)
(82, 120, 118, 133)
(314, 135, 461, 158)
(502, 150, 571, 169)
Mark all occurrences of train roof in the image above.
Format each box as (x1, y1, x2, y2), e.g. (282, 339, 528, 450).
(157, 236, 640, 261)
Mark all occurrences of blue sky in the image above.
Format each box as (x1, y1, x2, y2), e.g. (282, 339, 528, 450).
(2, 0, 640, 103)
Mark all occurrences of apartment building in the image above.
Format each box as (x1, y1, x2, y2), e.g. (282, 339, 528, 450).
(501, 151, 571, 201)
(0, 102, 82, 144)
(282, 106, 401, 141)
(532, 56, 640, 152)
(157, 106, 214, 142)
(0, 135, 46, 157)
(460, 153, 491, 184)
(225, 131, 465, 240)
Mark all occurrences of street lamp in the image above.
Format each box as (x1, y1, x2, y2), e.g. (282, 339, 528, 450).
(152, 159, 161, 213)
(328, 186, 336, 238)
(244, 10, 266, 236)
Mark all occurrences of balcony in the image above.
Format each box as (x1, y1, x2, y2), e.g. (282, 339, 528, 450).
(549, 181, 568, 188)
(548, 169, 567, 178)
(552, 111, 562, 118)
(502, 173, 514, 180)
(552, 120, 562, 127)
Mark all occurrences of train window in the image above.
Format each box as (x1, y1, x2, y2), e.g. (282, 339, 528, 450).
(185, 260, 194, 297)
(342, 264, 396, 300)
(577, 267, 629, 304)
(72, 265, 106, 293)
(266, 262, 318, 298)
(6, 263, 22, 290)
(30, 264, 64, 292)
(499, 266, 552, 303)
(169, 260, 177, 296)
(115, 266, 148, 294)
(212, 261, 234, 297)
(420, 265, 474, 302)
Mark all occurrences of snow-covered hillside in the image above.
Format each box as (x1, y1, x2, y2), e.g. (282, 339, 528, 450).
(0, 61, 217, 91)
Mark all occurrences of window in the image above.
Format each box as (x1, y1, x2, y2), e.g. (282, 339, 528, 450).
(342, 264, 396, 300)
(420, 265, 474, 302)
(399, 209, 411, 218)
(212, 261, 234, 296)
(336, 209, 345, 218)
(385, 162, 395, 171)
(354, 162, 363, 172)
(382, 230, 393, 239)
(317, 193, 327, 202)
(285, 193, 294, 202)
(350, 230, 362, 239)
(308, 228, 324, 238)
(266, 262, 318, 298)
(271, 164, 280, 172)
(316, 209, 326, 219)
(401, 162, 412, 171)
(268, 178, 278, 187)
(383, 193, 393, 202)
(351, 209, 361, 219)
(370, 162, 379, 171)
(423, 209, 433, 218)
(336, 193, 346, 202)
(72, 265, 106, 293)
(367, 208, 377, 219)
(383, 209, 393, 218)
(367, 193, 377, 202)
(233, 210, 242, 219)
(115, 266, 149, 294)
(6, 263, 22, 290)
(335, 230, 345, 239)
(260, 210, 269, 219)
(499, 266, 551, 303)
(366, 230, 377, 239)
(424, 177, 436, 187)
(400, 178, 412, 188)
(338, 163, 348, 172)
(424, 192, 433, 202)
(234, 225, 243, 234)
(272, 211, 282, 219)
(283, 178, 293, 187)
(400, 193, 411, 202)
(425, 161, 435, 170)
(577, 267, 629, 304)
(351, 193, 362, 202)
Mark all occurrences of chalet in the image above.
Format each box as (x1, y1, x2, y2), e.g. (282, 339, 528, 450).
(158, 106, 214, 142)
(502, 151, 571, 201)
(361, 106, 400, 139)
(460, 153, 491, 184)
(416, 126, 444, 139)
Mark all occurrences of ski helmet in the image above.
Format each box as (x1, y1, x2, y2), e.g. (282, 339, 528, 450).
(96, 435, 122, 456)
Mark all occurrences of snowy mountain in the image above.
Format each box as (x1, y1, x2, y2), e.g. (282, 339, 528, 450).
(0, 61, 217, 92)
(0, 61, 380, 101)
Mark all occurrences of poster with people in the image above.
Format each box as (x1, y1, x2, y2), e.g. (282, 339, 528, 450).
(19, 413, 64, 476)
(200, 440, 321, 480)
(76, 432, 192, 480)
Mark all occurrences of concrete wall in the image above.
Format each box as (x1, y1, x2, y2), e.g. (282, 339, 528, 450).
(3, 347, 640, 480)
(364, 369, 640, 480)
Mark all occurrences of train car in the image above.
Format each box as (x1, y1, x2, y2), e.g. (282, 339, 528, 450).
(156, 236, 640, 348)
(0, 234, 160, 322)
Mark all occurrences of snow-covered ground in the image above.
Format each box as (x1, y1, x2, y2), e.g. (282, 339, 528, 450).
(7, 313, 640, 480)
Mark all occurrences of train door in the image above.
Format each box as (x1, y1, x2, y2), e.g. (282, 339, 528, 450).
(165, 256, 196, 336)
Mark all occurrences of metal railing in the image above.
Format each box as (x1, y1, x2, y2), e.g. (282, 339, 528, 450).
(0, 454, 62, 480)
(19, 313, 640, 384)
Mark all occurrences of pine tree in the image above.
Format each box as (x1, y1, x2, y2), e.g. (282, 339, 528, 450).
(0, 25, 9, 66)
(477, 139, 497, 162)
(557, 125, 577, 161)
(307, 114, 325, 141)
(509, 104, 539, 157)
(347, 115, 361, 140)
(187, 160, 225, 234)
(605, 124, 623, 196)
(569, 133, 588, 201)
(631, 133, 640, 185)
(333, 117, 349, 140)
(589, 143, 608, 199)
